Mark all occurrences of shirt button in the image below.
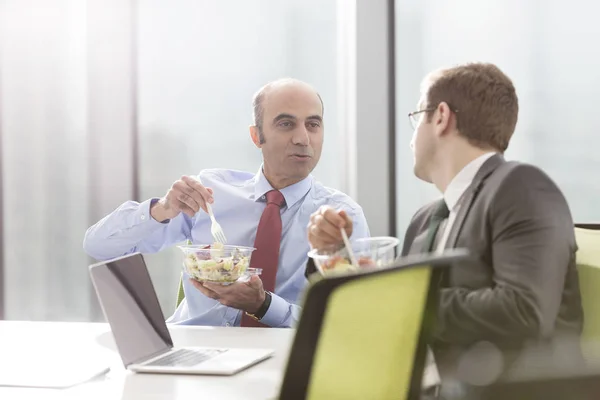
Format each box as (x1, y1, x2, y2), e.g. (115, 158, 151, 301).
(225, 322, 231, 327)
(141, 215, 146, 220)
(261, 196, 265, 200)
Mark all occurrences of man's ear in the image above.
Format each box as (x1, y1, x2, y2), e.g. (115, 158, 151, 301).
(249, 125, 262, 148)
(434, 101, 452, 137)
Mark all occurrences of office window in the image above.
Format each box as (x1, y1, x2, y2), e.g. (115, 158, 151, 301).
(0, 0, 344, 320)
(0, 0, 90, 320)
(395, 0, 600, 238)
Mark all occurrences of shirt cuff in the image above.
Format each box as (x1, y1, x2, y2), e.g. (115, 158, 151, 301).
(133, 198, 170, 227)
(259, 292, 291, 327)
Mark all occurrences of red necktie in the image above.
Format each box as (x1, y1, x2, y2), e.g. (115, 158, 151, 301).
(241, 190, 285, 327)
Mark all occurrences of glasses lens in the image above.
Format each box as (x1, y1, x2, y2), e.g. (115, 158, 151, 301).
(409, 113, 418, 129)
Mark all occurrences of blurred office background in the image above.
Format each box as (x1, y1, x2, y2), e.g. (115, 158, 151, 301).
(0, 0, 598, 322)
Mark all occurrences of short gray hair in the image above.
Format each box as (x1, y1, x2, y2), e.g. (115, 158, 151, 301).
(252, 78, 324, 144)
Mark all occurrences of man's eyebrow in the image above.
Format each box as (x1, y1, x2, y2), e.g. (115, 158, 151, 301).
(273, 113, 297, 123)
(306, 115, 323, 122)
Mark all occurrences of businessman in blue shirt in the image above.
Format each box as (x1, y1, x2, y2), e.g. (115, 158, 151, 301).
(83, 78, 369, 328)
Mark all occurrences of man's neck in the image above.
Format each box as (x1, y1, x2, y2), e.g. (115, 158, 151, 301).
(431, 147, 494, 193)
(262, 169, 305, 190)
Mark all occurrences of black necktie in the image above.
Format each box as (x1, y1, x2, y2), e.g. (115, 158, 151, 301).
(425, 200, 450, 252)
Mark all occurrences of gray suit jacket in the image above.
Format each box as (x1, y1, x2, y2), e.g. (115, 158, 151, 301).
(402, 154, 583, 382)
(303, 154, 583, 384)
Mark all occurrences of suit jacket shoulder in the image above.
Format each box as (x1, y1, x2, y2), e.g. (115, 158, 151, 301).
(479, 161, 574, 239)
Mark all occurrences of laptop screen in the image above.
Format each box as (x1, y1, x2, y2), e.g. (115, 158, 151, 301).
(89, 253, 173, 367)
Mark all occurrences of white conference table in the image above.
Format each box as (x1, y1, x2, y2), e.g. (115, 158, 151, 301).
(0, 321, 294, 400)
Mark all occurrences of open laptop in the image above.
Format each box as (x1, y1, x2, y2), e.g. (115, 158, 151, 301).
(89, 252, 274, 375)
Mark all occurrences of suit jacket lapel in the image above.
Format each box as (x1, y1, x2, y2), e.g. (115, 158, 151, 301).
(444, 153, 506, 249)
(408, 228, 432, 255)
(402, 198, 446, 256)
(444, 183, 478, 249)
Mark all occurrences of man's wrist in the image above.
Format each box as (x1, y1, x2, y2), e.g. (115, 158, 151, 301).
(247, 291, 271, 320)
(150, 199, 169, 223)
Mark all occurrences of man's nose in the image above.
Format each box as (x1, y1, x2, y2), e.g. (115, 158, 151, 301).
(292, 127, 309, 146)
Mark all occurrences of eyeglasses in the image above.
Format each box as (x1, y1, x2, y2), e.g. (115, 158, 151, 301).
(408, 105, 459, 130)
(408, 108, 435, 130)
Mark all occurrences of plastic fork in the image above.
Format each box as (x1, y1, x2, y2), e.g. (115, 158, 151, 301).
(340, 228, 358, 268)
(196, 176, 227, 244)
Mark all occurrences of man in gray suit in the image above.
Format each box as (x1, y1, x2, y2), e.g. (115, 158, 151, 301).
(306, 62, 583, 393)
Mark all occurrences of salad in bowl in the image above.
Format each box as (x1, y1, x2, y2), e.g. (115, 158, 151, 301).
(307, 236, 400, 276)
(178, 242, 259, 284)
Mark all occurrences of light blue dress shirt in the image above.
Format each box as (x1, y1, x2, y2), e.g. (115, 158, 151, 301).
(83, 167, 370, 328)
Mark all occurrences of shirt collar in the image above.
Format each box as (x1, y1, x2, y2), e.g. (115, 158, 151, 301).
(252, 165, 313, 209)
(444, 152, 497, 211)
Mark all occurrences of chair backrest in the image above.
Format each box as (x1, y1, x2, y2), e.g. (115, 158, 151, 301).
(278, 249, 470, 400)
(176, 274, 185, 309)
(574, 224, 600, 343)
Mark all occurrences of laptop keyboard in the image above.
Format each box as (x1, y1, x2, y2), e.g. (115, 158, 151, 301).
(144, 348, 228, 368)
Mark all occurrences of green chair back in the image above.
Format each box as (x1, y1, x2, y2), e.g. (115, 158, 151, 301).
(176, 274, 185, 309)
(278, 249, 470, 400)
(574, 224, 600, 343)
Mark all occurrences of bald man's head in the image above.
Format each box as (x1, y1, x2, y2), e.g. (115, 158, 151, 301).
(248, 78, 324, 189)
(252, 78, 324, 143)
